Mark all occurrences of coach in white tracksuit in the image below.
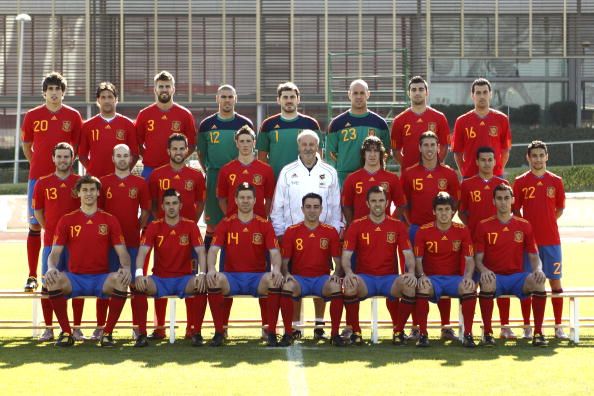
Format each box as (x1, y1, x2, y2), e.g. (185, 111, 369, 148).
(271, 129, 343, 237)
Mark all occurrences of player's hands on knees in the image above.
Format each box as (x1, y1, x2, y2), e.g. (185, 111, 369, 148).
(417, 275, 431, 290)
(118, 267, 131, 287)
(401, 273, 417, 288)
(194, 274, 206, 294)
(284, 273, 296, 285)
(533, 269, 546, 284)
(344, 273, 358, 290)
(45, 269, 59, 287)
(206, 271, 219, 289)
(480, 269, 495, 285)
(329, 274, 342, 285)
(135, 276, 148, 293)
(271, 270, 283, 288)
(461, 276, 475, 290)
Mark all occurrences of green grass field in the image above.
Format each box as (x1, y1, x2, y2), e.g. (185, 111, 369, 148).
(1, 239, 594, 395)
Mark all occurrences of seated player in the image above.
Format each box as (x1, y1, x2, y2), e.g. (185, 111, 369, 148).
(475, 184, 548, 347)
(272, 193, 344, 347)
(44, 175, 131, 347)
(206, 182, 283, 346)
(133, 189, 207, 347)
(414, 192, 478, 347)
(342, 185, 417, 345)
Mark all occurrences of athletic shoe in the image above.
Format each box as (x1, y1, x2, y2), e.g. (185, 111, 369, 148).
(89, 328, 104, 341)
(191, 333, 204, 347)
(340, 327, 353, 339)
(331, 334, 346, 347)
(72, 328, 85, 341)
(24, 277, 38, 292)
(416, 334, 430, 347)
(462, 334, 476, 348)
(407, 328, 420, 341)
(38, 328, 54, 342)
(350, 332, 364, 346)
(482, 334, 496, 347)
(131, 328, 140, 341)
(266, 333, 278, 347)
(291, 329, 303, 340)
(278, 334, 294, 347)
(555, 326, 569, 340)
(210, 332, 225, 347)
(313, 328, 328, 340)
(55, 331, 74, 347)
(441, 328, 458, 341)
(148, 330, 166, 340)
(100, 333, 116, 347)
(134, 334, 149, 348)
(499, 327, 517, 339)
(392, 331, 407, 346)
(522, 326, 533, 339)
(532, 333, 548, 347)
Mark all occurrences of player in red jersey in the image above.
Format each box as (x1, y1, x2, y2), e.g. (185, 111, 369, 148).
(217, 125, 275, 218)
(342, 185, 417, 345)
(79, 82, 138, 177)
(148, 133, 205, 339)
(22, 72, 83, 292)
(391, 76, 450, 170)
(414, 192, 478, 347)
(32, 142, 81, 342)
(135, 71, 196, 179)
(44, 175, 131, 347)
(513, 140, 568, 339)
(133, 189, 207, 347)
(206, 182, 283, 347)
(401, 131, 460, 340)
(475, 184, 548, 347)
(452, 78, 511, 178)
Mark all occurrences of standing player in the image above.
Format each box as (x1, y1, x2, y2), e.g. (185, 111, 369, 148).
(32, 142, 81, 341)
(44, 175, 131, 347)
(452, 78, 511, 179)
(21, 72, 83, 292)
(79, 82, 138, 177)
(414, 192, 478, 347)
(391, 76, 450, 171)
(256, 81, 321, 178)
(206, 183, 283, 347)
(513, 141, 567, 339)
(134, 189, 207, 347)
(475, 184, 548, 347)
(327, 79, 391, 185)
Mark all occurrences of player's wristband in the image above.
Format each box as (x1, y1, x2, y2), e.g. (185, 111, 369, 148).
(196, 272, 206, 276)
(135, 269, 144, 278)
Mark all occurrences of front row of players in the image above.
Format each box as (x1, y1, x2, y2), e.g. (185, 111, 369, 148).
(45, 170, 549, 348)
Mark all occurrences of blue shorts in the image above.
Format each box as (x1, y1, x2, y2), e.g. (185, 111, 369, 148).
(525, 245, 562, 280)
(358, 274, 398, 300)
(150, 274, 194, 298)
(27, 179, 39, 225)
(109, 247, 139, 273)
(495, 272, 530, 299)
(66, 273, 110, 299)
(141, 166, 154, 180)
(293, 275, 330, 300)
(225, 272, 265, 297)
(41, 246, 68, 284)
(429, 275, 463, 303)
(409, 224, 420, 246)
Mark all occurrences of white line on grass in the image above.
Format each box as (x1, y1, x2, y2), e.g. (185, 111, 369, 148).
(286, 344, 308, 396)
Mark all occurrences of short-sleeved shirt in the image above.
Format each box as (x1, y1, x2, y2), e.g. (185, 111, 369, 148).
(326, 110, 391, 173)
(212, 215, 279, 273)
(414, 222, 473, 276)
(474, 216, 538, 275)
(135, 103, 197, 168)
(197, 113, 254, 170)
(21, 104, 83, 180)
(342, 168, 406, 220)
(343, 216, 411, 276)
(53, 209, 125, 274)
(459, 175, 509, 235)
(99, 173, 151, 248)
(281, 222, 341, 277)
(216, 159, 275, 218)
(141, 218, 203, 277)
(256, 113, 321, 178)
(513, 171, 565, 246)
(79, 114, 138, 177)
(391, 107, 450, 170)
(401, 163, 460, 226)
(32, 173, 80, 246)
(148, 164, 206, 221)
(452, 109, 512, 178)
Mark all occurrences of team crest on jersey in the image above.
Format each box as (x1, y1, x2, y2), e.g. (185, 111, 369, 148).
(438, 178, 448, 190)
(171, 121, 181, 132)
(428, 122, 437, 132)
(380, 182, 389, 191)
(252, 233, 263, 245)
(320, 238, 329, 249)
(252, 174, 263, 186)
(452, 240, 461, 252)
(129, 187, 138, 199)
(514, 231, 524, 243)
(179, 234, 189, 246)
(98, 224, 108, 235)
(368, 128, 376, 136)
(489, 126, 498, 137)
(62, 121, 72, 132)
(547, 186, 556, 198)
(185, 180, 194, 191)
(116, 129, 126, 140)
(386, 232, 396, 243)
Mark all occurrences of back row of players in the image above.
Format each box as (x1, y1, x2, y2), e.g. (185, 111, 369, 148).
(23, 71, 566, 348)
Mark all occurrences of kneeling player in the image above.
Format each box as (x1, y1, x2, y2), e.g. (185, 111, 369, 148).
(475, 184, 548, 347)
(414, 192, 477, 347)
(342, 186, 417, 345)
(44, 175, 131, 347)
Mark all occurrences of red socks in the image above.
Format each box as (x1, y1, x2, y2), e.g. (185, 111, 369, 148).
(185, 296, 195, 336)
(521, 297, 532, 325)
(153, 298, 167, 335)
(280, 292, 294, 335)
(104, 289, 127, 334)
(27, 230, 41, 277)
(193, 293, 208, 333)
(72, 298, 85, 326)
(437, 298, 451, 326)
(259, 297, 268, 332)
(531, 291, 547, 335)
(96, 298, 109, 327)
(415, 294, 430, 335)
(267, 289, 282, 334)
(223, 298, 233, 328)
(395, 294, 415, 333)
(496, 297, 510, 326)
(49, 290, 71, 334)
(207, 288, 225, 333)
(460, 293, 477, 336)
(479, 292, 495, 335)
(329, 293, 344, 337)
(131, 292, 148, 335)
(41, 287, 53, 326)
(551, 289, 564, 325)
(344, 297, 361, 333)
(385, 299, 400, 331)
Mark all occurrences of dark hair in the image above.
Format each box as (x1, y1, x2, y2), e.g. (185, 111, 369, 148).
(432, 191, 455, 210)
(235, 125, 256, 141)
(493, 183, 513, 198)
(162, 188, 181, 202)
(154, 70, 175, 85)
(167, 133, 188, 148)
(235, 182, 256, 197)
(42, 71, 67, 92)
(471, 77, 491, 93)
(96, 81, 118, 99)
(360, 135, 386, 169)
(52, 142, 74, 157)
(419, 131, 438, 145)
(476, 146, 495, 159)
(302, 192, 322, 207)
(527, 140, 548, 156)
(408, 75, 428, 91)
(75, 175, 101, 192)
(277, 81, 300, 98)
(366, 185, 387, 201)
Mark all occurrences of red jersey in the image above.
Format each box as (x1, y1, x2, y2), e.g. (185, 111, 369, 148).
(21, 104, 83, 180)
(282, 222, 341, 277)
(414, 222, 473, 276)
(79, 114, 138, 177)
(216, 159, 275, 218)
(141, 218, 203, 277)
(32, 173, 80, 246)
(474, 216, 537, 275)
(401, 163, 460, 226)
(452, 109, 512, 178)
(343, 216, 411, 276)
(212, 215, 279, 273)
(459, 175, 510, 235)
(99, 174, 151, 248)
(342, 168, 406, 220)
(148, 164, 206, 221)
(135, 103, 197, 168)
(53, 209, 125, 274)
(391, 107, 451, 170)
(513, 171, 565, 245)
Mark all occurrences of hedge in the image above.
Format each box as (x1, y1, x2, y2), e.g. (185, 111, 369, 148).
(504, 165, 594, 193)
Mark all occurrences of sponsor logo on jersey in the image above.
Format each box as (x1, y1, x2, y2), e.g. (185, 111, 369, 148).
(489, 126, 498, 137)
(514, 231, 524, 243)
(185, 180, 194, 191)
(171, 121, 181, 132)
(452, 240, 461, 251)
(129, 187, 138, 199)
(368, 128, 376, 136)
(428, 122, 436, 132)
(547, 186, 556, 198)
(438, 178, 448, 190)
(98, 224, 108, 235)
(386, 232, 395, 243)
(252, 233, 263, 245)
(252, 174, 263, 186)
(320, 238, 329, 249)
(179, 234, 189, 246)
(62, 121, 72, 132)
(116, 129, 126, 140)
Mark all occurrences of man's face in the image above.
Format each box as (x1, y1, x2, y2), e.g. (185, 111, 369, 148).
(112, 146, 131, 171)
(78, 183, 99, 206)
(471, 84, 491, 110)
(155, 79, 175, 104)
(302, 198, 322, 223)
(366, 191, 387, 217)
(434, 204, 453, 226)
(527, 148, 548, 171)
(477, 152, 495, 175)
(408, 82, 428, 106)
(44, 84, 64, 107)
(419, 138, 439, 162)
(364, 147, 381, 167)
(494, 190, 513, 215)
(298, 135, 319, 163)
(168, 140, 188, 165)
(235, 190, 255, 214)
(277, 89, 300, 114)
(348, 83, 370, 111)
(97, 90, 117, 114)
(52, 148, 73, 172)
(235, 134, 255, 156)
(162, 196, 181, 219)
(217, 89, 236, 113)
